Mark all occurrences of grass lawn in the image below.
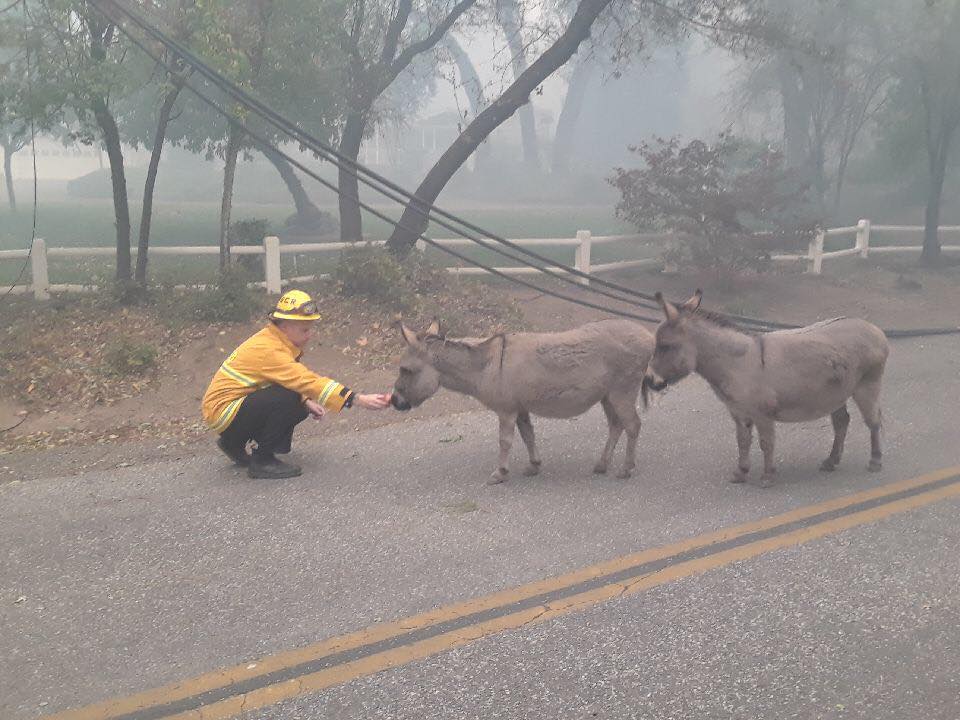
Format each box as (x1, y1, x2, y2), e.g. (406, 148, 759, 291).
(0, 199, 639, 286)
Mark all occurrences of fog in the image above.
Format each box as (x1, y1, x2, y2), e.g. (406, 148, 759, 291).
(5, 0, 960, 232)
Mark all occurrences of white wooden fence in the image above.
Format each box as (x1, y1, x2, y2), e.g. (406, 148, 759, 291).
(0, 231, 664, 300)
(797, 219, 960, 275)
(3, 220, 960, 300)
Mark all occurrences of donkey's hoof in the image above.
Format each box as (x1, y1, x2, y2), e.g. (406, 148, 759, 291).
(819, 459, 838, 472)
(760, 472, 777, 488)
(616, 468, 633, 480)
(730, 471, 748, 484)
(523, 463, 541, 477)
(868, 459, 882, 472)
(593, 462, 608, 475)
(487, 468, 509, 485)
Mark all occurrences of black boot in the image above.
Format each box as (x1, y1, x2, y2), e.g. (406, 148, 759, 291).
(216, 436, 250, 467)
(248, 453, 302, 479)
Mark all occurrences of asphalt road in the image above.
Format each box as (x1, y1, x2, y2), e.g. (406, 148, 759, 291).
(2, 334, 959, 720)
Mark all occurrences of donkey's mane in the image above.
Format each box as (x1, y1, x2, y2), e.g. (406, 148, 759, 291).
(426, 332, 506, 349)
(682, 308, 757, 334)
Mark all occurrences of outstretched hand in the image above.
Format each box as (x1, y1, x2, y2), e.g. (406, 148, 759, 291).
(305, 398, 326, 419)
(355, 393, 391, 410)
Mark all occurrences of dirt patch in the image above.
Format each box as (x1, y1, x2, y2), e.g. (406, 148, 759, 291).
(1, 257, 957, 481)
(508, 258, 960, 333)
(0, 276, 516, 459)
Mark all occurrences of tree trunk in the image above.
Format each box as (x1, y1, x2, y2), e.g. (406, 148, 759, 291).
(922, 148, 948, 265)
(2, 140, 15, 211)
(92, 97, 132, 283)
(135, 83, 181, 284)
(386, 0, 613, 254)
(498, 0, 539, 169)
(263, 145, 321, 217)
(445, 36, 486, 116)
(338, 112, 366, 242)
(776, 54, 810, 172)
(552, 56, 593, 174)
(443, 35, 490, 169)
(219, 123, 243, 270)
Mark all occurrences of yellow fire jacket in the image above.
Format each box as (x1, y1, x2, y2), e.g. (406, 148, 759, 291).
(201, 323, 354, 433)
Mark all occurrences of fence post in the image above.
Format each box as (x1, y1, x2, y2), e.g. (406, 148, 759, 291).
(30, 237, 50, 300)
(807, 229, 825, 275)
(574, 230, 592, 285)
(856, 218, 871, 259)
(263, 236, 282, 294)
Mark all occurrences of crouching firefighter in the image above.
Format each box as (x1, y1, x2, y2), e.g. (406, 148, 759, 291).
(201, 290, 391, 479)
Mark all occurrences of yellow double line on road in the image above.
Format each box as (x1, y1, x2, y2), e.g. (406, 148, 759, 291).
(47, 465, 960, 720)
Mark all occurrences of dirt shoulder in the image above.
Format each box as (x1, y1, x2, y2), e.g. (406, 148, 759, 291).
(1, 256, 957, 483)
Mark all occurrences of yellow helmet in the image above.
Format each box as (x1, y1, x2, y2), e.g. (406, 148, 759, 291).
(269, 289, 321, 321)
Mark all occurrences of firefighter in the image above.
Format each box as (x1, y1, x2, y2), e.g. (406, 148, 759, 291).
(202, 290, 391, 478)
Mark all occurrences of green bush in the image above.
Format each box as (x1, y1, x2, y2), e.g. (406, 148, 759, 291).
(102, 338, 158, 377)
(180, 268, 264, 323)
(229, 218, 272, 276)
(610, 134, 817, 272)
(229, 218, 272, 247)
(334, 244, 445, 312)
(101, 279, 154, 307)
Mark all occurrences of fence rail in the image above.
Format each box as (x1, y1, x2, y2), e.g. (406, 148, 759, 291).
(3, 221, 959, 299)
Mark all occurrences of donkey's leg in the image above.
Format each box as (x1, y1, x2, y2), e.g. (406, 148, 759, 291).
(608, 392, 642, 479)
(757, 419, 777, 487)
(820, 405, 851, 472)
(853, 380, 883, 472)
(732, 418, 753, 483)
(594, 397, 623, 475)
(516, 411, 542, 477)
(488, 412, 518, 484)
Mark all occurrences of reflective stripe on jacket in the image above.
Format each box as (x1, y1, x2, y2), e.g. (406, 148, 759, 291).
(201, 323, 353, 432)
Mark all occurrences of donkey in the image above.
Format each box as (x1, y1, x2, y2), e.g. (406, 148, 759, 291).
(644, 290, 889, 486)
(391, 320, 655, 483)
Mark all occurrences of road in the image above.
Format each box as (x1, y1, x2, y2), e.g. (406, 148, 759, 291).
(2, 334, 959, 720)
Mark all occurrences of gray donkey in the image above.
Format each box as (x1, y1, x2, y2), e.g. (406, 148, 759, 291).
(644, 290, 888, 486)
(391, 320, 655, 483)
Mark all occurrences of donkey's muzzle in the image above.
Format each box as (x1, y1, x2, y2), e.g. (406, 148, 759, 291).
(641, 372, 669, 408)
(390, 393, 412, 411)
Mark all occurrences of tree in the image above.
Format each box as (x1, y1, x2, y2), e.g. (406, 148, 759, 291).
(726, 0, 889, 220)
(609, 134, 816, 271)
(0, 129, 24, 210)
(884, 0, 960, 264)
(31, 0, 138, 282)
(0, 9, 33, 211)
(185, 0, 345, 266)
(385, 0, 618, 253)
(440, 33, 491, 169)
(334, 0, 477, 242)
(496, 0, 539, 168)
(385, 0, 767, 254)
(119, 0, 199, 284)
(551, 54, 594, 174)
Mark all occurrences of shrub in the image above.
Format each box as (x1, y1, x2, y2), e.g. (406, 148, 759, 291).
(102, 338, 157, 377)
(180, 268, 264, 323)
(229, 218, 272, 275)
(610, 134, 818, 272)
(333, 244, 445, 312)
(229, 218, 272, 247)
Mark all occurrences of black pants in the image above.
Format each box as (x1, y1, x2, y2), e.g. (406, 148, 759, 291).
(219, 385, 309, 458)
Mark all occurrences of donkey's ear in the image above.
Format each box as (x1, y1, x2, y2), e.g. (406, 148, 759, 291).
(655, 291, 680, 322)
(681, 289, 703, 312)
(400, 324, 419, 346)
(426, 319, 441, 337)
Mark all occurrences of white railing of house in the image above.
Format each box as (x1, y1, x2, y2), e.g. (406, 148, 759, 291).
(3, 221, 959, 299)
